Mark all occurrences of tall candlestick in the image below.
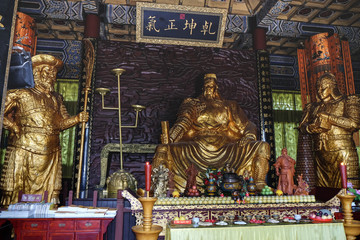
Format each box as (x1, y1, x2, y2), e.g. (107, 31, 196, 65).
(340, 162, 347, 189)
(145, 162, 152, 192)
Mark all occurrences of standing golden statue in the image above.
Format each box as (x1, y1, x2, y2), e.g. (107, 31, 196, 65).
(0, 54, 89, 206)
(299, 73, 360, 188)
(153, 73, 270, 192)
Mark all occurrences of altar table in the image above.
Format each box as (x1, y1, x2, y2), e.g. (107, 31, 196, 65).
(165, 222, 346, 240)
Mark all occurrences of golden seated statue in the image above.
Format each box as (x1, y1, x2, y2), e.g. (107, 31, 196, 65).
(152, 73, 270, 193)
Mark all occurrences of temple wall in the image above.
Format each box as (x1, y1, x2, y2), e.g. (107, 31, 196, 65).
(88, 41, 259, 189)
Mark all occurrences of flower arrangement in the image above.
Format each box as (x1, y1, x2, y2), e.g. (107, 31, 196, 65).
(347, 182, 360, 201)
(201, 168, 222, 196)
(202, 168, 222, 186)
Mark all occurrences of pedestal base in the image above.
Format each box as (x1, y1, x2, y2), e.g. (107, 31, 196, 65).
(132, 225, 163, 240)
(344, 220, 360, 240)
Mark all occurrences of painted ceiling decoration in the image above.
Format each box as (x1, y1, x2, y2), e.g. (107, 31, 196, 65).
(18, 0, 360, 57)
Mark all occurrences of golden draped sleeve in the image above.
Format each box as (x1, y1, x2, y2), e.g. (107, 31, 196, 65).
(228, 101, 257, 141)
(326, 95, 360, 132)
(169, 98, 198, 143)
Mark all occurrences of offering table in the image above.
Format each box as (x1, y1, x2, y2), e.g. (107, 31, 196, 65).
(165, 221, 346, 240)
(121, 190, 341, 237)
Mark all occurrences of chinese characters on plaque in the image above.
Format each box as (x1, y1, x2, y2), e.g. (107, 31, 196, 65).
(136, 3, 227, 48)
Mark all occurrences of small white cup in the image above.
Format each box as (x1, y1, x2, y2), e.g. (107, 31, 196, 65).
(192, 217, 200, 225)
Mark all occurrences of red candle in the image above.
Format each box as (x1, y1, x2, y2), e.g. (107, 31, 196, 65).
(340, 162, 347, 189)
(145, 162, 152, 192)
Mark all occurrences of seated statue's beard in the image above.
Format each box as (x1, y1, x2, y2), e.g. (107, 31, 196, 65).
(204, 92, 216, 100)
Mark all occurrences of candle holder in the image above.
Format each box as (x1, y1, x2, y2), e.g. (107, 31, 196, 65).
(132, 197, 163, 240)
(96, 68, 146, 197)
(337, 191, 360, 240)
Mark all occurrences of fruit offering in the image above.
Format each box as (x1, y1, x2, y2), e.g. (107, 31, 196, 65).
(275, 189, 283, 196)
(309, 209, 333, 221)
(261, 185, 273, 195)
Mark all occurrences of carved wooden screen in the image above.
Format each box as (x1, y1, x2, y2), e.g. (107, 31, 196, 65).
(88, 41, 259, 189)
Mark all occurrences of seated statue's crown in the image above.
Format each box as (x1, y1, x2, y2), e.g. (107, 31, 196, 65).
(32, 54, 63, 71)
(204, 73, 217, 80)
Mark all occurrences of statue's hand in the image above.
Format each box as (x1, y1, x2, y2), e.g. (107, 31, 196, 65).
(317, 113, 330, 123)
(307, 123, 322, 133)
(77, 111, 89, 123)
(12, 124, 20, 136)
(316, 113, 331, 130)
(238, 136, 253, 146)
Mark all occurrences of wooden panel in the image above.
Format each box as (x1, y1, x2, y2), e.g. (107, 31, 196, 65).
(76, 220, 101, 231)
(49, 220, 75, 230)
(49, 232, 75, 240)
(22, 220, 48, 231)
(20, 231, 47, 240)
(76, 232, 100, 240)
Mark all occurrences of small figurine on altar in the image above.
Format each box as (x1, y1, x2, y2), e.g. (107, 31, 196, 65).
(294, 174, 310, 196)
(243, 170, 250, 182)
(240, 183, 248, 199)
(184, 164, 199, 196)
(274, 148, 296, 195)
(152, 164, 169, 198)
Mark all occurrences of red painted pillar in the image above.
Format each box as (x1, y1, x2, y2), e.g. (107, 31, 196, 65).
(253, 27, 267, 50)
(14, 12, 37, 55)
(84, 14, 100, 38)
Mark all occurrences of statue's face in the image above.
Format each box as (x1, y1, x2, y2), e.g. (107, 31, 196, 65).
(317, 79, 333, 101)
(36, 65, 57, 92)
(203, 79, 217, 100)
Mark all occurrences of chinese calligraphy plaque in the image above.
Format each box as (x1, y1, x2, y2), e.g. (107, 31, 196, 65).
(136, 3, 227, 48)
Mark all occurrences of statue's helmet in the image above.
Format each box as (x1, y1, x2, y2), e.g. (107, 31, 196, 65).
(32, 54, 63, 71)
(316, 72, 337, 89)
(204, 73, 217, 81)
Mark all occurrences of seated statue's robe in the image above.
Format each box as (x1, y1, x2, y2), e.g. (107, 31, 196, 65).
(153, 96, 270, 192)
